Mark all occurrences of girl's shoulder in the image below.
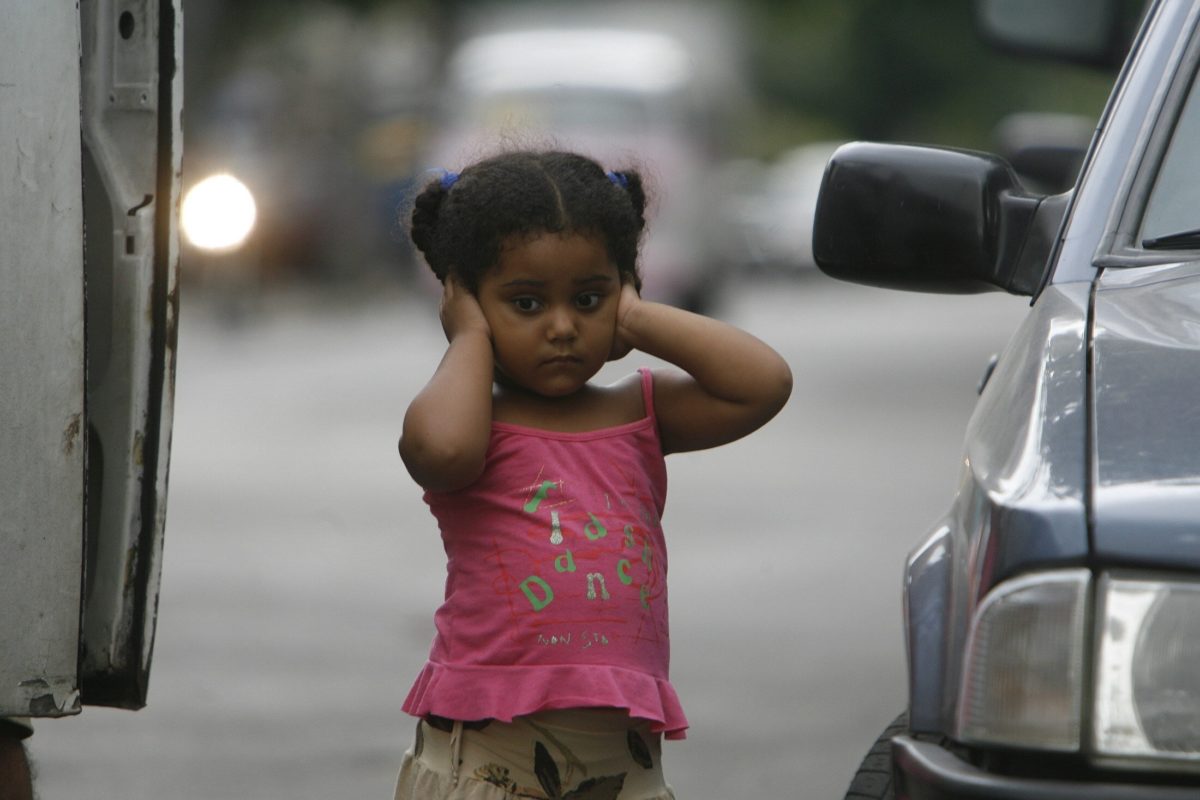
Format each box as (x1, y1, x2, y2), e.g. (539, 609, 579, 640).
(492, 371, 649, 434)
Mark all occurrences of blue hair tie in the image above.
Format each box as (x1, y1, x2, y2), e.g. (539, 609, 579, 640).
(440, 171, 459, 190)
(607, 170, 628, 189)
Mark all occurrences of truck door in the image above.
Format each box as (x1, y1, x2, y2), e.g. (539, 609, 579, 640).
(0, 0, 182, 717)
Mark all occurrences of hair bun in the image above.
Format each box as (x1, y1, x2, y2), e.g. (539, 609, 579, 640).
(611, 169, 647, 232)
(410, 181, 450, 279)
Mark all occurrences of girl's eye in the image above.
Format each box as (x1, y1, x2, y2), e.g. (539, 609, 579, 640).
(513, 297, 542, 312)
(576, 292, 603, 310)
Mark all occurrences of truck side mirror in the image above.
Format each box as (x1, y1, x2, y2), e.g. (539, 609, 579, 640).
(812, 142, 1062, 297)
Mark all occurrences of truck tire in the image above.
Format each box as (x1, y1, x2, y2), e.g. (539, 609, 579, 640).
(843, 712, 908, 800)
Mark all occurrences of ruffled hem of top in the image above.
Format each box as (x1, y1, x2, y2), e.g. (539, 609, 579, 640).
(402, 661, 689, 740)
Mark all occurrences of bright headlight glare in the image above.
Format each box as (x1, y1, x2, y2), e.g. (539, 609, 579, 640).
(1095, 575, 1200, 764)
(956, 569, 1089, 751)
(181, 173, 257, 252)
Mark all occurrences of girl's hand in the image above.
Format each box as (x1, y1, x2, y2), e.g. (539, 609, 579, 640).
(605, 282, 792, 454)
(440, 277, 491, 343)
(608, 280, 642, 360)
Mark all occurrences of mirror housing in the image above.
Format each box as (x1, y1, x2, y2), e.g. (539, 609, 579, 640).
(812, 142, 1060, 296)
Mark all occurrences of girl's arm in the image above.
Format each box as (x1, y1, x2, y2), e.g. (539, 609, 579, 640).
(399, 279, 495, 491)
(613, 283, 792, 454)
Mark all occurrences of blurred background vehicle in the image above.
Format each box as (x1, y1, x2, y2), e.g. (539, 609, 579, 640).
(420, 3, 750, 311)
(181, 5, 437, 297)
(990, 110, 1094, 194)
(727, 141, 843, 275)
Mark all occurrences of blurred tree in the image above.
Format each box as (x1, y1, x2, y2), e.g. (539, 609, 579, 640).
(744, 0, 1117, 153)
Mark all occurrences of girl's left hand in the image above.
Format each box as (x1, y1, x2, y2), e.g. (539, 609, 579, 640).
(608, 280, 642, 361)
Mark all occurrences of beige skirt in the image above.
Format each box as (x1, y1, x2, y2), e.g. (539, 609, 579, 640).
(393, 709, 677, 800)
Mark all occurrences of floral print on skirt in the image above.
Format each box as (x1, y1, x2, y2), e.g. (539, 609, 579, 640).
(394, 709, 676, 800)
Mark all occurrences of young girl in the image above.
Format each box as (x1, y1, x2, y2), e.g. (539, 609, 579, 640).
(397, 150, 792, 800)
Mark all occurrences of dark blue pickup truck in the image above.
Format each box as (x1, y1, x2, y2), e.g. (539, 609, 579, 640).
(814, 0, 1200, 797)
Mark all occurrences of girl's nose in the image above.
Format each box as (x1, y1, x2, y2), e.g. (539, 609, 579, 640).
(546, 306, 578, 341)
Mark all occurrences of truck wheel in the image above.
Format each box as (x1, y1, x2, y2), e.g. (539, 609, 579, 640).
(843, 712, 907, 800)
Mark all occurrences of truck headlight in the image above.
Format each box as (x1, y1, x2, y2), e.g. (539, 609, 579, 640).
(956, 569, 1090, 750)
(1095, 575, 1200, 764)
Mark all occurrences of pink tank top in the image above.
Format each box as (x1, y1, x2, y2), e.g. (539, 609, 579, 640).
(402, 369, 688, 739)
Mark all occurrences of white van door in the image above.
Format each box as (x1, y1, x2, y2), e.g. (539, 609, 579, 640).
(0, 0, 183, 717)
(0, 1, 89, 718)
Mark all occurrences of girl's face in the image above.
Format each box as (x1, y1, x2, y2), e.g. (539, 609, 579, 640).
(476, 232, 621, 397)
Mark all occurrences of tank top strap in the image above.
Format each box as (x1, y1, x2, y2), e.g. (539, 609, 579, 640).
(638, 367, 657, 426)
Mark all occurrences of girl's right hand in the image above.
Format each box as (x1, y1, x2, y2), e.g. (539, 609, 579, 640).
(439, 277, 491, 343)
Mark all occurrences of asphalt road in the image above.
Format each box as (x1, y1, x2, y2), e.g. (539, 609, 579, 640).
(27, 272, 1030, 799)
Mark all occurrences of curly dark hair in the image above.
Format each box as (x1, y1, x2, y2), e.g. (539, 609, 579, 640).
(409, 150, 648, 292)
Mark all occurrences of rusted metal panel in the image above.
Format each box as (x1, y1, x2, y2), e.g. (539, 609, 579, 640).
(79, 0, 182, 708)
(0, 2, 87, 718)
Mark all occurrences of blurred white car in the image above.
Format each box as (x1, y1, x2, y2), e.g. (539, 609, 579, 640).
(425, 20, 743, 310)
(731, 141, 842, 275)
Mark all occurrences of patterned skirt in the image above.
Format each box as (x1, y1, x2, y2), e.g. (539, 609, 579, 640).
(393, 709, 677, 800)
